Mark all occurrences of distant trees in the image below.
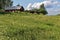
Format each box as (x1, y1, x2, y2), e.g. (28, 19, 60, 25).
(26, 3, 48, 15)
(0, 0, 13, 9)
(17, 4, 20, 6)
(39, 4, 48, 15)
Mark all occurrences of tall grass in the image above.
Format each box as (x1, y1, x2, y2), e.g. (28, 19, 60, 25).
(0, 12, 60, 40)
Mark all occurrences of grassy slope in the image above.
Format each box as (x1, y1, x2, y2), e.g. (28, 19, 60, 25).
(0, 12, 60, 40)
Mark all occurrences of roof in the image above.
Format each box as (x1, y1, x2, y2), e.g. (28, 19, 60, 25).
(5, 6, 22, 10)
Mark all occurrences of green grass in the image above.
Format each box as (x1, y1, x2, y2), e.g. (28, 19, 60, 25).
(0, 12, 60, 40)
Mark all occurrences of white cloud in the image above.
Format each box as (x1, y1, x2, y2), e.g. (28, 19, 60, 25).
(42, 0, 60, 8)
(31, 3, 43, 9)
(26, 3, 43, 10)
(42, 1, 52, 8)
(47, 8, 60, 15)
(53, 1, 60, 6)
(26, 0, 60, 15)
(26, 0, 53, 10)
(25, 3, 32, 10)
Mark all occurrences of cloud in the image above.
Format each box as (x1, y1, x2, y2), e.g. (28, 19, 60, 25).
(42, 1, 53, 8)
(31, 3, 43, 9)
(26, 0, 60, 15)
(47, 8, 60, 15)
(26, 0, 54, 10)
(26, 3, 32, 10)
(42, 0, 60, 8)
(44, 0, 60, 15)
(26, 3, 43, 10)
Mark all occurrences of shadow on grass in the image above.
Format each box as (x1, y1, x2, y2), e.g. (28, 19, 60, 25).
(0, 12, 11, 15)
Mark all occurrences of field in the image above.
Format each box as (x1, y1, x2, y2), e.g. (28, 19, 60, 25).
(0, 12, 60, 40)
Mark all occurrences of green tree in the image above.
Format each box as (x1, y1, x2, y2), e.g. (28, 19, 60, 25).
(39, 4, 48, 15)
(0, 0, 13, 9)
(30, 3, 48, 15)
(17, 4, 21, 6)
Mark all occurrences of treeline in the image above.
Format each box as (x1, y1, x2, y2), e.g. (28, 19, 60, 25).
(0, 0, 13, 9)
(0, 0, 48, 15)
(25, 4, 48, 15)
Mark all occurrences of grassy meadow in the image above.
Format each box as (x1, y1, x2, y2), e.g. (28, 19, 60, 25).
(0, 12, 60, 40)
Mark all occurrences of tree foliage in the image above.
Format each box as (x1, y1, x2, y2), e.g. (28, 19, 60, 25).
(39, 4, 48, 15)
(17, 4, 21, 6)
(30, 3, 48, 15)
(0, 0, 13, 9)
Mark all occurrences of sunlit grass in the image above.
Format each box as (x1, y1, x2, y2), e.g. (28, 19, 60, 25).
(0, 12, 60, 40)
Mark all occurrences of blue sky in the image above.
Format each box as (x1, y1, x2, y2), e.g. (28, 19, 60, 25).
(12, 0, 43, 8)
(12, 0, 60, 15)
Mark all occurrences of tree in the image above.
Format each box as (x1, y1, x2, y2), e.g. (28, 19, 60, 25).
(0, 0, 13, 9)
(17, 4, 21, 6)
(29, 3, 48, 14)
(39, 4, 48, 15)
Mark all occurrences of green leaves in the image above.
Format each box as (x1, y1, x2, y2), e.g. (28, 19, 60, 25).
(39, 4, 48, 15)
(0, 0, 13, 9)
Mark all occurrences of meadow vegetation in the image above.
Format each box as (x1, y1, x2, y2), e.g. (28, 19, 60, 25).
(0, 12, 60, 40)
